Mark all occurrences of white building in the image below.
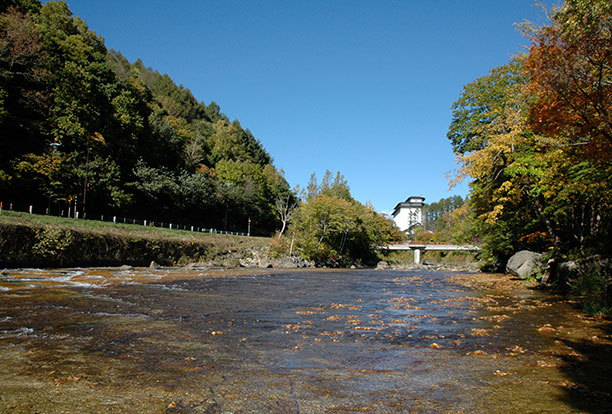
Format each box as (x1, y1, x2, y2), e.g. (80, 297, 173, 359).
(391, 196, 425, 233)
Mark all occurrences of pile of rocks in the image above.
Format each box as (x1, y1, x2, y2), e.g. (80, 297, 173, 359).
(375, 261, 480, 272)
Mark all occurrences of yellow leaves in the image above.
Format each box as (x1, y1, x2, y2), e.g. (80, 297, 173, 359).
(498, 180, 514, 193)
(480, 204, 504, 224)
(89, 131, 106, 145)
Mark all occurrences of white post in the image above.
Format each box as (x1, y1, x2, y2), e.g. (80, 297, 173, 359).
(113, 216, 116, 224)
(144, 220, 147, 227)
(76, 211, 79, 219)
(413, 248, 421, 265)
(29, 205, 33, 214)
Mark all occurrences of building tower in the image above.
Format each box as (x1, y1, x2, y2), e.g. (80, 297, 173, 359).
(391, 196, 425, 233)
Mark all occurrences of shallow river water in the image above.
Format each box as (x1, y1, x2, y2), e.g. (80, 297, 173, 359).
(0, 267, 610, 413)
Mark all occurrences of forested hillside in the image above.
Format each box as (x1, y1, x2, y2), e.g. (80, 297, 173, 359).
(0, 0, 292, 235)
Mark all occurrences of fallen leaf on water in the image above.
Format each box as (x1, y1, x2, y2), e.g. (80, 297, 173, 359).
(430, 343, 441, 349)
(494, 370, 510, 376)
(284, 324, 300, 332)
(368, 320, 386, 326)
(537, 360, 557, 368)
(331, 303, 359, 310)
(354, 326, 380, 331)
(510, 345, 527, 354)
(538, 324, 556, 333)
(53, 375, 83, 386)
(184, 357, 196, 361)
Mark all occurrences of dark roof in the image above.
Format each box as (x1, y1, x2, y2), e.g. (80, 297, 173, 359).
(392, 196, 425, 216)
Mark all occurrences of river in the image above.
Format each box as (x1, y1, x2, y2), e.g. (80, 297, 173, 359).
(0, 267, 610, 413)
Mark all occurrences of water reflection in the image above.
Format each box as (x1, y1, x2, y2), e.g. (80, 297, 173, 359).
(0, 268, 610, 413)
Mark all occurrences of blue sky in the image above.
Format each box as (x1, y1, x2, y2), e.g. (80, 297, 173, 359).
(61, 0, 553, 213)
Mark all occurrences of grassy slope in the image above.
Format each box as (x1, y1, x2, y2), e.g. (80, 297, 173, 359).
(0, 211, 269, 268)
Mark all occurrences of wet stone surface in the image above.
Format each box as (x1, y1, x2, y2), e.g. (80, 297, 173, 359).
(0, 268, 611, 413)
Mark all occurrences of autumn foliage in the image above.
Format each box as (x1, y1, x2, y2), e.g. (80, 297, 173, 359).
(525, 0, 612, 160)
(449, 0, 612, 269)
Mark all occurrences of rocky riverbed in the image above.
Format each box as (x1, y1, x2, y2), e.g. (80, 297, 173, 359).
(0, 268, 610, 413)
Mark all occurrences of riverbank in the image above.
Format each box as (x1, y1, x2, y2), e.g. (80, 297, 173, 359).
(0, 211, 270, 268)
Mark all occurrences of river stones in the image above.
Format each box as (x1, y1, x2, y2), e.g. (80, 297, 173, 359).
(376, 261, 389, 270)
(506, 250, 543, 279)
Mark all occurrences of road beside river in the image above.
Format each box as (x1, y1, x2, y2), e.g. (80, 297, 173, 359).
(1, 268, 610, 413)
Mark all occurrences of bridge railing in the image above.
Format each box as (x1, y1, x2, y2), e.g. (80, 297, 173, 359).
(382, 243, 480, 264)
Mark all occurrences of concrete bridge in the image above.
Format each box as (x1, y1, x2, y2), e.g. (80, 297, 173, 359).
(384, 243, 481, 264)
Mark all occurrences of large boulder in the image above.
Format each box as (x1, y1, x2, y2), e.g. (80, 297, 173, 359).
(506, 250, 543, 279)
(376, 261, 389, 270)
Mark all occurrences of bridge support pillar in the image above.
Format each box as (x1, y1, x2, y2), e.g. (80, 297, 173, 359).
(413, 248, 421, 265)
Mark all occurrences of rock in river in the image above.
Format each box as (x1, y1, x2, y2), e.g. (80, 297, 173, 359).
(376, 261, 389, 270)
(506, 250, 543, 279)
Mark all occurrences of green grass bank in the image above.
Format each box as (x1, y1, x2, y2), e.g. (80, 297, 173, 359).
(0, 211, 269, 268)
